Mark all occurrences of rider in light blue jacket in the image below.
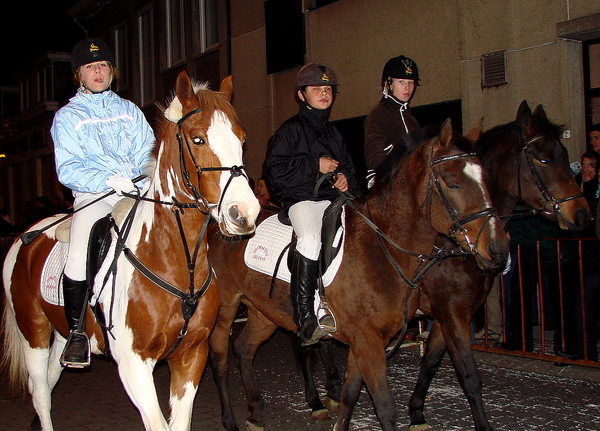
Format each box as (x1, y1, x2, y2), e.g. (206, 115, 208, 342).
(50, 37, 155, 369)
(52, 89, 153, 193)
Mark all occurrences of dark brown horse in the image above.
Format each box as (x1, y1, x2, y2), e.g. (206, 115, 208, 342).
(207, 119, 510, 431)
(407, 101, 589, 431)
(1, 71, 260, 431)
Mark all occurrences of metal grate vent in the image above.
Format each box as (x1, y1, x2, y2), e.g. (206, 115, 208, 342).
(481, 51, 507, 88)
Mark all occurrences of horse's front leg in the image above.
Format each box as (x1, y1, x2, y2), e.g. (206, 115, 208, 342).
(167, 340, 210, 431)
(441, 315, 493, 431)
(409, 320, 446, 430)
(233, 305, 278, 431)
(114, 350, 169, 431)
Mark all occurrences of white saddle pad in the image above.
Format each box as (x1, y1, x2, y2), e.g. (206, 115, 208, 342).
(40, 241, 69, 306)
(244, 211, 345, 287)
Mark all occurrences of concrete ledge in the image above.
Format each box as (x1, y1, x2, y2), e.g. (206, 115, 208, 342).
(557, 13, 600, 41)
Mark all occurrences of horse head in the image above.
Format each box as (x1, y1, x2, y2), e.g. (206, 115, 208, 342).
(161, 71, 260, 236)
(426, 118, 509, 271)
(515, 100, 589, 230)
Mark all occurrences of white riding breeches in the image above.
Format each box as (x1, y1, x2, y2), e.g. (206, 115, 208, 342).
(64, 191, 122, 281)
(288, 200, 331, 261)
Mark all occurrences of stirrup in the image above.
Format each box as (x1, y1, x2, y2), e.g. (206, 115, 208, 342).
(60, 331, 91, 368)
(317, 298, 337, 333)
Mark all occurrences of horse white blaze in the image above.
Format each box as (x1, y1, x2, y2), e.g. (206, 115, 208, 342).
(463, 160, 502, 237)
(206, 111, 259, 234)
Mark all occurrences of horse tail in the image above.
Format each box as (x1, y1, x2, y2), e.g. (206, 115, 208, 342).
(1, 241, 28, 396)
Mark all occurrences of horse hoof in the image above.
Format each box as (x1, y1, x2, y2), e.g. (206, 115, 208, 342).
(311, 408, 332, 421)
(409, 423, 431, 431)
(324, 396, 340, 413)
(245, 420, 264, 431)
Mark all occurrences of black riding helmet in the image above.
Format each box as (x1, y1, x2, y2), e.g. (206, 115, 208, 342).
(296, 62, 339, 92)
(381, 55, 420, 85)
(71, 38, 115, 74)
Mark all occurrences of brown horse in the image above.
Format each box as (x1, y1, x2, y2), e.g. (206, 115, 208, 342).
(293, 101, 590, 431)
(407, 101, 589, 431)
(207, 119, 510, 431)
(1, 71, 260, 431)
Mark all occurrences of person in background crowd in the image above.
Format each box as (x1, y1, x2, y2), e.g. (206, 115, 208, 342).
(364, 55, 420, 188)
(263, 62, 360, 346)
(51, 37, 155, 367)
(255, 176, 279, 208)
(0, 208, 15, 236)
(589, 123, 600, 154)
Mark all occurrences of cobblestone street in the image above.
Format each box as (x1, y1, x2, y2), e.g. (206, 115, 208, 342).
(2, 322, 600, 431)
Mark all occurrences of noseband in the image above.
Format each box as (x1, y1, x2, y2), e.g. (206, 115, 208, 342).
(424, 152, 498, 254)
(520, 134, 584, 220)
(176, 108, 248, 215)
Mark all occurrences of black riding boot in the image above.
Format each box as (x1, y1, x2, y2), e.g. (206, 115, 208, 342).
(60, 275, 90, 368)
(290, 251, 329, 346)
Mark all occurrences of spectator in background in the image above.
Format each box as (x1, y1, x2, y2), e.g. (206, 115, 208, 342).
(589, 123, 600, 154)
(0, 208, 16, 236)
(255, 176, 279, 209)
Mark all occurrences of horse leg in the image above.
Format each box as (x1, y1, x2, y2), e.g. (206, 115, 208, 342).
(167, 341, 210, 431)
(409, 320, 446, 430)
(233, 305, 278, 431)
(209, 296, 242, 431)
(441, 316, 493, 431)
(332, 348, 365, 431)
(318, 339, 342, 413)
(115, 352, 169, 431)
(298, 342, 330, 420)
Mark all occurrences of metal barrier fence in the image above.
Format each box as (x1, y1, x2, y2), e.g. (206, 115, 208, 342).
(473, 237, 600, 368)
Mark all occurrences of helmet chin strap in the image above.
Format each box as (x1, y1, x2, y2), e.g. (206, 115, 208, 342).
(83, 83, 111, 94)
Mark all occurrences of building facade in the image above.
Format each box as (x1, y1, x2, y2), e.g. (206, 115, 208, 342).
(0, 0, 598, 228)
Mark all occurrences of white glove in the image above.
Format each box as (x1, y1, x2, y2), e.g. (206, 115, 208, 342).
(106, 173, 136, 196)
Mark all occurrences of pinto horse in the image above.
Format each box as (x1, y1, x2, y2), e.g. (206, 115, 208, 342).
(1, 71, 260, 431)
(407, 101, 589, 431)
(207, 119, 510, 431)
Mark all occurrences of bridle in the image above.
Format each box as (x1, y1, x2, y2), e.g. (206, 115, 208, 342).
(422, 151, 498, 256)
(175, 107, 248, 215)
(517, 134, 584, 221)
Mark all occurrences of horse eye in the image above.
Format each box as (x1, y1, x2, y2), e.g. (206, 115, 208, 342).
(192, 136, 205, 145)
(538, 158, 548, 165)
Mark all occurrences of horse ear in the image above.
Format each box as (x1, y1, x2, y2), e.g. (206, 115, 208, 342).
(439, 118, 454, 150)
(219, 76, 234, 103)
(516, 100, 533, 134)
(176, 71, 195, 108)
(465, 117, 484, 144)
(533, 104, 547, 119)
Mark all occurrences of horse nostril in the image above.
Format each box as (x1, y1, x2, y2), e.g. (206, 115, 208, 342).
(228, 205, 240, 222)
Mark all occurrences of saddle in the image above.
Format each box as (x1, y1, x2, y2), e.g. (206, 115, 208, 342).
(278, 194, 350, 275)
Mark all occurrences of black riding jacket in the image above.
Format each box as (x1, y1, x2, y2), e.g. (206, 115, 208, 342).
(263, 103, 360, 205)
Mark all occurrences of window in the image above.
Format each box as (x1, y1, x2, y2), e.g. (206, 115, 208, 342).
(139, 7, 156, 105)
(197, 0, 218, 53)
(114, 22, 129, 90)
(481, 51, 507, 88)
(166, 0, 185, 66)
(584, 40, 600, 127)
(265, 0, 304, 74)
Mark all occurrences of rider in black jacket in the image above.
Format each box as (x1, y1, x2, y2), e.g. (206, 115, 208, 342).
(263, 63, 360, 345)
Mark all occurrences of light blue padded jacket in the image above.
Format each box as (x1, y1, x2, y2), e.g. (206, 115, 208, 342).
(51, 88, 155, 193)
